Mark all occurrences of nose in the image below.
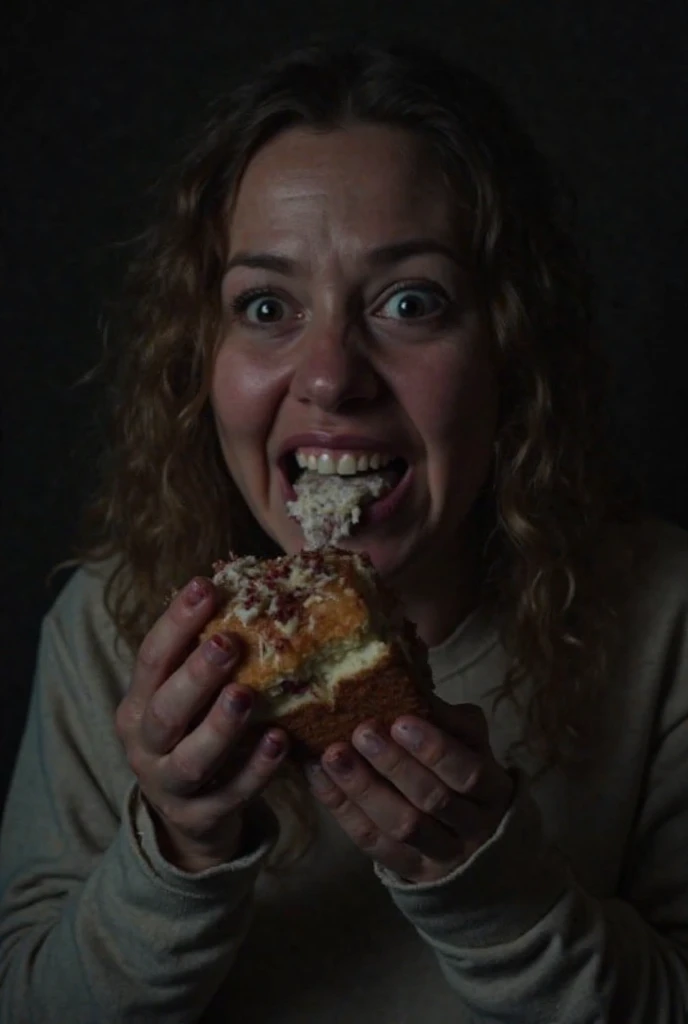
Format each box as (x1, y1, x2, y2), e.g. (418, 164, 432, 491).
(290, 323, 380, 414)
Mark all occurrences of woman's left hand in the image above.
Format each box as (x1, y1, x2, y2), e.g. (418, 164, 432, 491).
(305, 700, 515, 884)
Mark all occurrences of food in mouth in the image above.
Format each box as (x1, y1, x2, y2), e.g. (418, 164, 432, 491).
(285, 448, 407, 547)
(202, 548, 432, 759)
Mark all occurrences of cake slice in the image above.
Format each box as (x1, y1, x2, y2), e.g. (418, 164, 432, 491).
(202, 549, 432, 759)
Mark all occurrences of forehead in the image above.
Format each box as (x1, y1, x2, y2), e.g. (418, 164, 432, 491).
(228, 124, 458, 253)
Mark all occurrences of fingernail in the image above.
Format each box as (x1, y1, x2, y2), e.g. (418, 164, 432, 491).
(304, 762, 330, 791)
(204, 634, 235, 666)
(224, 687, 252, 714)
(357, 729, 385, 756)
(394, 722, 425, 752)
(261, 733, 284, 759)
(328, 750, 355, 775)
(185, 578, 209, 606)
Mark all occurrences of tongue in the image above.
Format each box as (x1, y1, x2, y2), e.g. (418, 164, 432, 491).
(286, 470, 392, 549)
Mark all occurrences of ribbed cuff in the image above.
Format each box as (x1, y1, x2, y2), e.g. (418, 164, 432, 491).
(124, 784, 279, 899)
(375, 771, 569, 948)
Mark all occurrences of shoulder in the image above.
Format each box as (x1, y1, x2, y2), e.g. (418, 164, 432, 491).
(46, 557, 121, 640)
(42, 557, 134, 700)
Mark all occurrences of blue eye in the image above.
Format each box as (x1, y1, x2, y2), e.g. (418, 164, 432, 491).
(377, 287, 446, 321)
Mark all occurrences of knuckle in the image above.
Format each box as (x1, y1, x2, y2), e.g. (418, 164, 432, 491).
(318, 785, 347, 811)
(420, 785, 452, 817)
(348, 820, 380, 851)
(169, 750, 208, 788)
(347, 773, 375, 802)
(389, 809, 422, 844)
(125, 744, 147, 779)
(423, 741, 447, 770)
(146, 695, 182, 736)
(458, 759, 484, 793)
(137, 634, 163, 671)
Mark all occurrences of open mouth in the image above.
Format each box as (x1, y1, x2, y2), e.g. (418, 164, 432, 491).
(280, 445, 413, 547)
(282, 449, 409, 490)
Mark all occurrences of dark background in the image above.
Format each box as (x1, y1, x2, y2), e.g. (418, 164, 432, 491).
(2, 1, 688, 802)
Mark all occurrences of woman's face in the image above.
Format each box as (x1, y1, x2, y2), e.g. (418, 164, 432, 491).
(212, 124, 498, 592)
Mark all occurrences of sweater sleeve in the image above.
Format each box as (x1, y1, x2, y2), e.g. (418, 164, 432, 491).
(375, 703, 688, 1024)
(0, 610, 279, 1024)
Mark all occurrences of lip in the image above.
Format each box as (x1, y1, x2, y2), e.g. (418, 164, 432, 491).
(276, 432, 401, 461)
(364, 462, 413, 526)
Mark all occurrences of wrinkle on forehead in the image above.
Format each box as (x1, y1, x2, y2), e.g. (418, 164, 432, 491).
(227, 125, 458, 272)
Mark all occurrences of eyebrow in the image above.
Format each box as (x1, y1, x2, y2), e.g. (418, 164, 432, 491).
(223, 238, 462, 275)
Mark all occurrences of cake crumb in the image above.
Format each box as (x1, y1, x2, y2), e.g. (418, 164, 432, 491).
(286, 471, 390, 548)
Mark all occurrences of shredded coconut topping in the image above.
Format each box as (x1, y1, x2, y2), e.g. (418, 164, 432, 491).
(211, 549, 375, 627)
(286, 470, 390, 548)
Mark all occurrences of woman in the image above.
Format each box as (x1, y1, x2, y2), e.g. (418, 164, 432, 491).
(1, 36, 687, 1024)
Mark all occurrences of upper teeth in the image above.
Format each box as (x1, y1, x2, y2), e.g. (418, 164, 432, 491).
(294, 450, 392, 476)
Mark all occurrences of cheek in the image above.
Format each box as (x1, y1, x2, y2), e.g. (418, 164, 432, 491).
(210, 346, 285, 464)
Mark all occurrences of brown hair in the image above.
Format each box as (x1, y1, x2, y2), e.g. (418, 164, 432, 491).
(71, 36, 638, 867)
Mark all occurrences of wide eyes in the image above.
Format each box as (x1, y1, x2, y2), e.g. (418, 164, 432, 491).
(232, 290, 296, 325)
(375, 287, 447, 321)
(229, 282, 450, 331)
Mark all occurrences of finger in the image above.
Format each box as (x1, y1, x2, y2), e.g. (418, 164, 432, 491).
(219, 727, 290, 805)
(129, 577, 220, 712)
(305, 763, 425, 879)
(150, 728, 289, 847)
(321, 744, 461, 862)
(391, 716, 513, 808)
(140, 633, 241, 755)
(159, 683, 255, 795)
(352, 722, 483, 836)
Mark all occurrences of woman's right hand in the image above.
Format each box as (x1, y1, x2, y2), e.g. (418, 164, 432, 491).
(115, 576, 289, 873)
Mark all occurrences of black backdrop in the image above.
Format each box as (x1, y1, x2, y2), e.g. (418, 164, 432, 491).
(2, 0, 688, 802)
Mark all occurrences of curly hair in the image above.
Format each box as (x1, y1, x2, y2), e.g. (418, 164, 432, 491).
(72, 35, 638, 869)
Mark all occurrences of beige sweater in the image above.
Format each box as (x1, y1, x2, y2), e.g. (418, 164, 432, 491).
(2, 520, 688, 1023)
